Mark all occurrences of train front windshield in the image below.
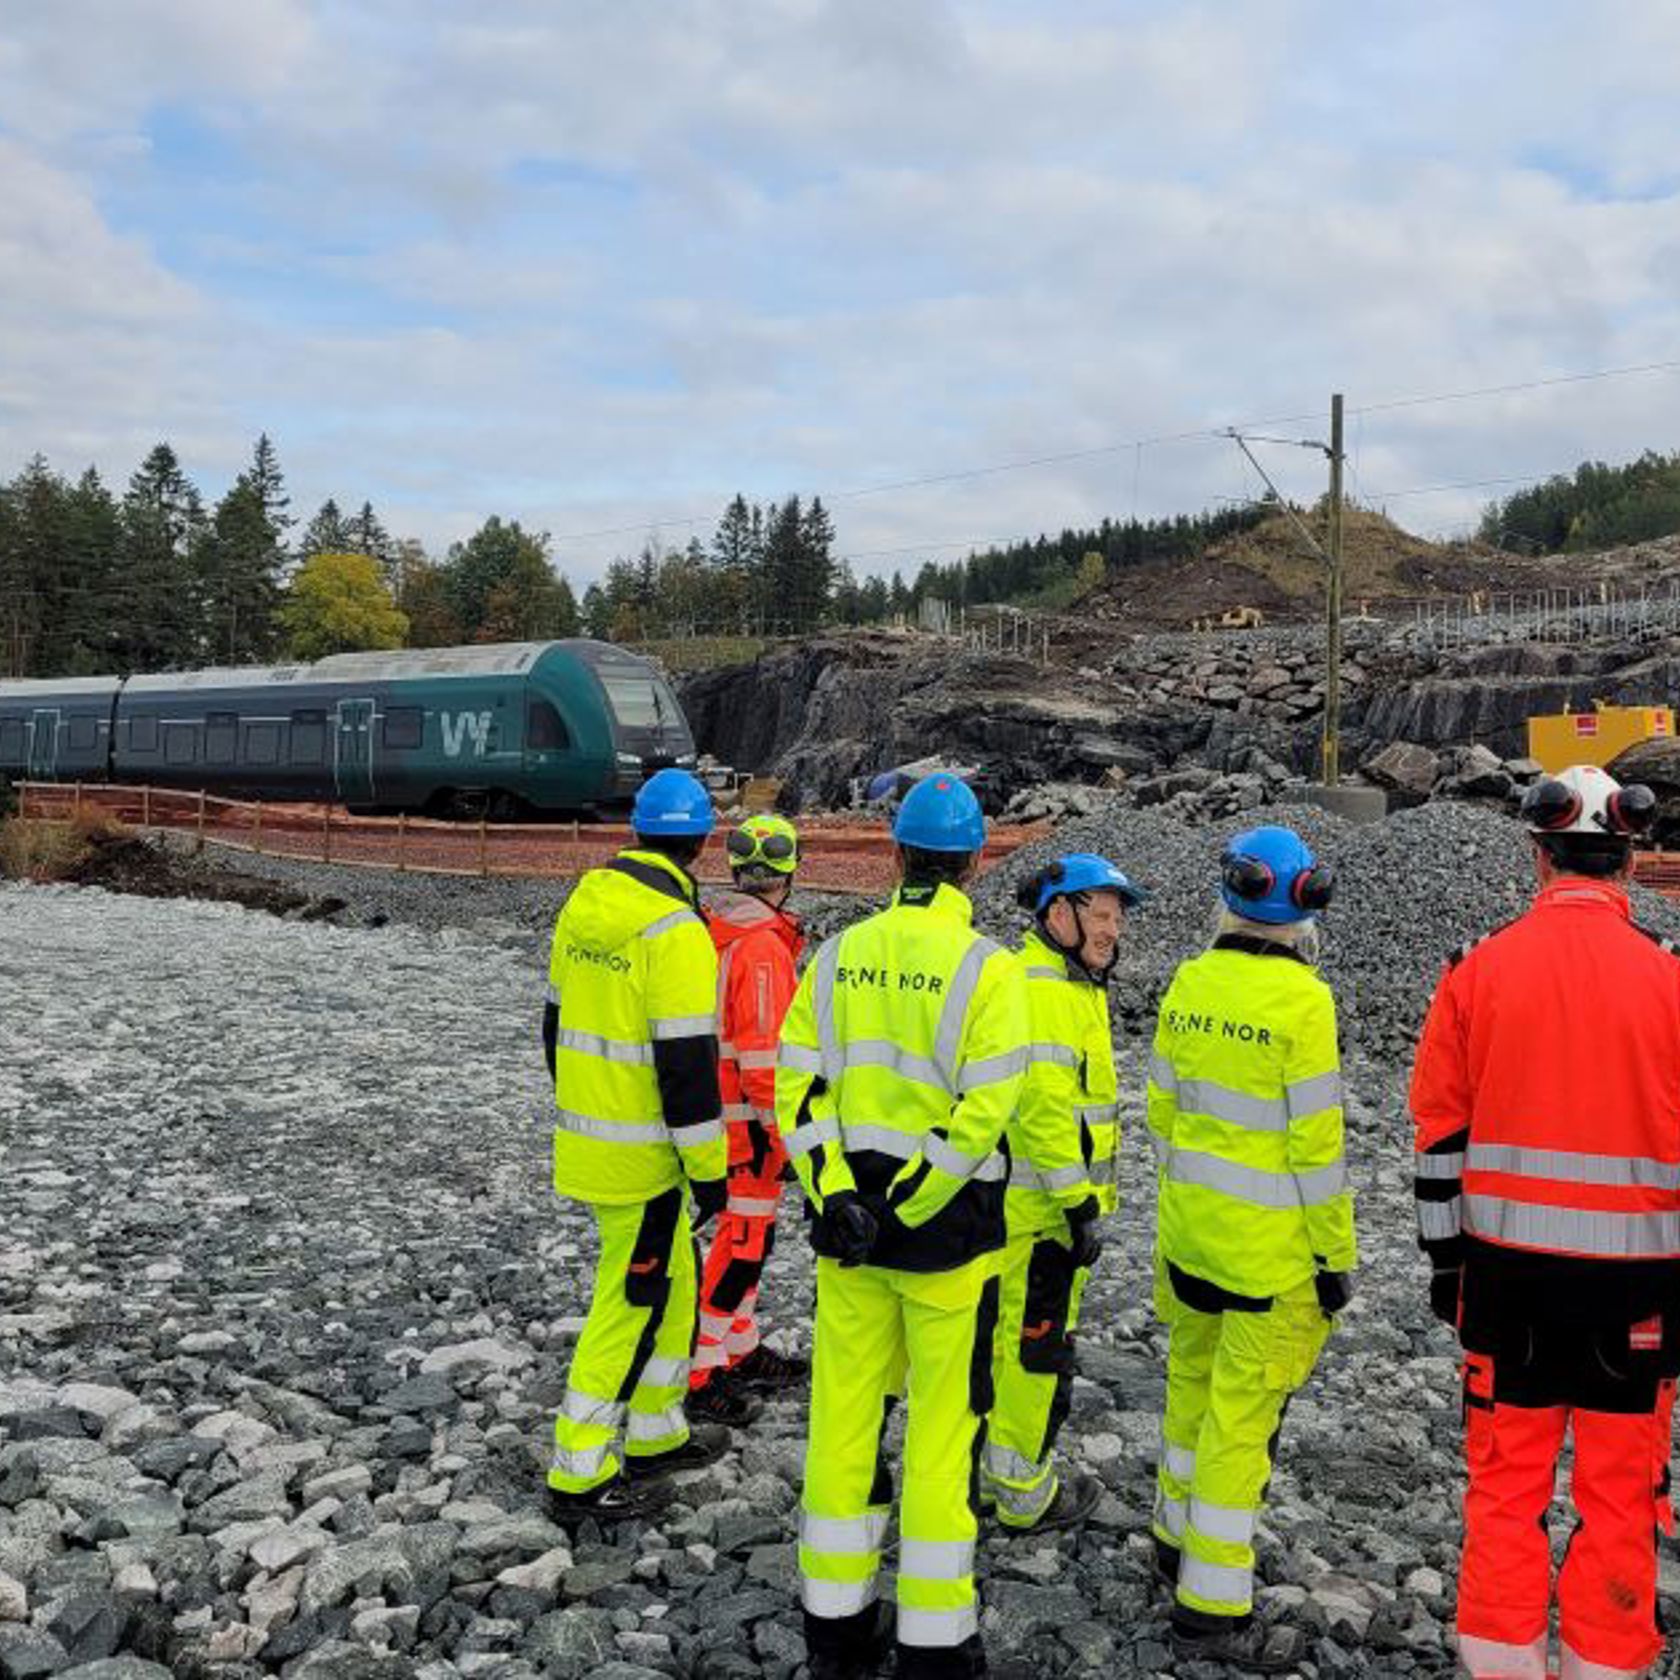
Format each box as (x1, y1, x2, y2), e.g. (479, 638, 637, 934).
(601, 674, 693, 750)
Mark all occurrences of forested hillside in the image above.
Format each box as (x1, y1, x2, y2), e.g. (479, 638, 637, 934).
(1480, 450, 1680, 553)
(8, 432, 1678, 682)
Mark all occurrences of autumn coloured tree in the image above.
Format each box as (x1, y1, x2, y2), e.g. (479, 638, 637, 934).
(280, 552, 409, 659)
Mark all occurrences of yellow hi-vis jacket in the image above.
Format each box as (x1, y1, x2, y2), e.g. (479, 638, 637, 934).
(774, 881, 1029, 1272)
(1007, 930, 1122, 1233)
(548, 849, 727, 1205)
(1148, 936, 1355, 1297)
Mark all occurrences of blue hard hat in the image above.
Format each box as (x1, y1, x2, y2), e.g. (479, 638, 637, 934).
(891, 773, 986, 854)
(632, 768, 715, 838)
(1220, 825, 1333, 924)
(1029, 852, 1145, 914)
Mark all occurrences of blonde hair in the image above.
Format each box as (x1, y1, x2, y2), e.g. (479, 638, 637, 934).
(1214, 906, 1322, 967)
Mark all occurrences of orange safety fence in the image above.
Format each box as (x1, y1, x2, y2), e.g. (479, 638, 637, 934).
(15, 782, 1048, 897)
(1633, 851, 1680, 901)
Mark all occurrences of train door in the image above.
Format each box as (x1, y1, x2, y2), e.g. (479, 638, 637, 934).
(27, 709, 59, 779)
(334, 698, 376, 806)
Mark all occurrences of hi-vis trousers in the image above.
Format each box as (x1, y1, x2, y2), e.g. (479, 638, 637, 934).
(1152, 1271, 1329, 1624)
(1457, 1350, 1675, 1680)
(980, 1226, 1088, 1526)
(548, 1187, 696, 1493)
(692, 1123, 788, 1385)
(799, 1253, 999, 1677)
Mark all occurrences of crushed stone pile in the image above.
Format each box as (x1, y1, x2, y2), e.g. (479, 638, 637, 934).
(971, 800, 1680, 1069)
(6, 807, 1680, 1676)
(0, 882, 1487, 1678)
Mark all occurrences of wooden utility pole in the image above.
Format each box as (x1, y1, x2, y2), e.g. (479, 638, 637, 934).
(1323, 393, 1345, 785)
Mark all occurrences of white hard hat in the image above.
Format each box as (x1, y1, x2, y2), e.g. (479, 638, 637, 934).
(1521, 763, 1655, 837)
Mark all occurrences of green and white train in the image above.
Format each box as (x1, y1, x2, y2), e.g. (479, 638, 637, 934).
(0, 640, 696, 817)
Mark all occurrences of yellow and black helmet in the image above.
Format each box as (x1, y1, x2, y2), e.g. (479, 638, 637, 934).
(726, 813, 799, 878)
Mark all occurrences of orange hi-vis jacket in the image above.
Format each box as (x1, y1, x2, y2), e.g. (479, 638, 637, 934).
(710, 889, 805, 1156)
(1411, 877, 1680, 1276)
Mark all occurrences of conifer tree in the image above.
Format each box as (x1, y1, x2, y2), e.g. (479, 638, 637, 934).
(116, 443, 206, 670)
(345, 500, 395, 580)
(300, 497, 352, 559)
(199, 474, 285, 663)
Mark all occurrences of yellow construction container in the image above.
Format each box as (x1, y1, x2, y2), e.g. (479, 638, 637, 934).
(1527, 702, 1674, 773)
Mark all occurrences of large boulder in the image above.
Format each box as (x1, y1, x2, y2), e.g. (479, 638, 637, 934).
(1363, 741, 1439, 797)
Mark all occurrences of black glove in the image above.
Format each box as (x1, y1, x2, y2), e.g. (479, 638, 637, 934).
(1429, 1265, 1461, 1327)
(1315, 1269, 1354, 1316)
(1065, 1197, 1104, 1271)
(819, 1190, 879, 1268)
(690, 1176, 728, 1230)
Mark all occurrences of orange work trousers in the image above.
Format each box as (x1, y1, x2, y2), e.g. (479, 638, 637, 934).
(1458, 1351, 1675, 1680)
(691, 1125, 787, 1386)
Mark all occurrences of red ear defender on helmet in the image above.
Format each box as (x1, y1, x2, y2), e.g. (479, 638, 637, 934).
(1521, 778, 1582, 832)
(1222, 852, 1275, 902)
(1606, 783, 1657, 835)
(1291, 862, 1335, 912)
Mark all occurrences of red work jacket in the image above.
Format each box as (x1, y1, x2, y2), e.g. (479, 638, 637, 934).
(708, 889, 804, 1163)
(1411, 877, 1680, 1274)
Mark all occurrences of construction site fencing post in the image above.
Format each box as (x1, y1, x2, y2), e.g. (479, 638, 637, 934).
(396, 811, 406, 873)
(322, 807, 332, 865)
(141, 785, 151, 828)
(253, 800, 263, 856)
(477, 815, 489, 877)
(73, 782, 82, 821)
(195, 790, 206, 854)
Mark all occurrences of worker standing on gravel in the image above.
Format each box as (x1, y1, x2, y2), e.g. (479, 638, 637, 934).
(979, 852, 1142, 1531)
(1411, 765, 1679, 1680)
(688, 814, 809, 1420)
(1147, 824, 1353, 1673)
(775, 773, 1028, 1680)
(542, 768, 738, 1523)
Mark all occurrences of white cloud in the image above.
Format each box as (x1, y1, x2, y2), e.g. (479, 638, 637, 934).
(0, 0, 1677, 581)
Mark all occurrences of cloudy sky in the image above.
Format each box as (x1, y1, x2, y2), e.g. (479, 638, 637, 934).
(2, 1, 1678, 586)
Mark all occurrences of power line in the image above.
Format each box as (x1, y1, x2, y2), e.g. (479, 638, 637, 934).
(1352, 357, 1680, 417)
(544, 354, 1680, 551)
(1372, 472, 1555, 500)
(834, 493, 1264, 569)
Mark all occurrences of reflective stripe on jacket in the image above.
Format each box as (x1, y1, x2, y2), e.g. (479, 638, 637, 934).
(549, 849, 725, 1204)
(774, 880, 1029, 1272)
(1149, 935, 1354, 1297)
(1007, 930, 1120, 1230)
(1410, 879, 1680, 1267)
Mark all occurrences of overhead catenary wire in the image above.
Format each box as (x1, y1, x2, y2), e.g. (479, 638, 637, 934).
(543, 353, 1680, 558)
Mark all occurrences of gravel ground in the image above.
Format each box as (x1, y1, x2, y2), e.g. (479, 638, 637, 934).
(178, 838, 868, 954)
(6, 800, 1680, 1677)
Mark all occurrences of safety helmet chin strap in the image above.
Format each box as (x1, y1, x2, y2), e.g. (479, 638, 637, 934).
(1038, 893, 1116, 986)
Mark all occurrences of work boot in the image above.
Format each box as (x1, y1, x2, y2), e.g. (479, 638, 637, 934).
(893, 1632, 989, 1676)
(545, 1475, 671, 1527)
(685, 1378, 764, 1428)
(807, 1602, 892, 1679)
(1014, 1469, 1101, 1534)
(1168, 1613, 1307, 1674)
(728, 1342, 810, 1393)
(624, 1420, 732, 1479)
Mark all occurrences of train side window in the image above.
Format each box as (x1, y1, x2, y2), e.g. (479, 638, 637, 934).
(129, 715, 159, 752)
(164, 724, 198, 765)
(383, 706, 423, 749)
(67, 717, 98, 752)
(205, 712, 237, 764)
(245, 722, 281, 765)
(290, 710, 327, 764)
(0, 719, 22, 758)
(527, 699, 570, 749)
